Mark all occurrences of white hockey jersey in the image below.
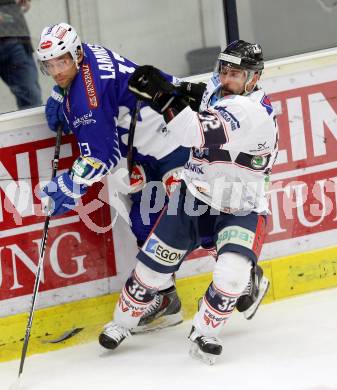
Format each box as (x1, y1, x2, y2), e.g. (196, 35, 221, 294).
(166, 78, 279, 215)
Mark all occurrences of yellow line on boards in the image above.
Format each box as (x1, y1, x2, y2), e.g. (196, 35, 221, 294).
(1, 245, 337, 362)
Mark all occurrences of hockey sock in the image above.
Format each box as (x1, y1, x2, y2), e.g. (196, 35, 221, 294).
(114, 270, 158, 329)
(193, 282, 240, 337)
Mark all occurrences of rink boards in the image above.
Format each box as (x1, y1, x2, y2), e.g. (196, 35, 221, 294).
(1, 48, 337, 362)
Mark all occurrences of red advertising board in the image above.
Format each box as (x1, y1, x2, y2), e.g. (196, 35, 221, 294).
(0, 135, 115, 301)
(266, 79, 337, 242)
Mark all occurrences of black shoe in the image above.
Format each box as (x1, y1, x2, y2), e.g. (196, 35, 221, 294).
(236, 264, 270, 320)
(188, 326, 222, 365)
(131, 286, 183, 334)
(99, 321, 130, 350)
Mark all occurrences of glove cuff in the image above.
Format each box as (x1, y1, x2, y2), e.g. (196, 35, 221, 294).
(51, 87, 64, 103)
(58, 173, 87, 198)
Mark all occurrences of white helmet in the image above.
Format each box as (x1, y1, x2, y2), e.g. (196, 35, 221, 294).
(36, 23, 82, 71)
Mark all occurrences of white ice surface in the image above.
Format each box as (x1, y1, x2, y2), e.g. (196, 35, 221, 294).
(1, 288, 337, 390)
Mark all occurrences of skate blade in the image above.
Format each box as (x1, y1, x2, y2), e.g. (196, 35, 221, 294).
(244, 276, 270, 320)
(131, 312, 183, 334)
(189, 341, 217, 366)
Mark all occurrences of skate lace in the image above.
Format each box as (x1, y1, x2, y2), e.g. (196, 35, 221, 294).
(200, 335, 220, 345)
(104, 322, 130, 341)
(242, 278, 252, 295)
(142, 294, 162, 316)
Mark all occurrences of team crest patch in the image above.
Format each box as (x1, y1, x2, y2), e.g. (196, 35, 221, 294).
(251, 155, 268, 169)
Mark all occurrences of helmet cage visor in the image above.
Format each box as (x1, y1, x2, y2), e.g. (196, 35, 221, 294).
(39, 55, 76, 76)
(216, 52, 263, 74)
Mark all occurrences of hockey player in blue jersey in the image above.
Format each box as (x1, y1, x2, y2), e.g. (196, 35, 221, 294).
(36, 22, 187, 334)
(37, 23, 269, 338)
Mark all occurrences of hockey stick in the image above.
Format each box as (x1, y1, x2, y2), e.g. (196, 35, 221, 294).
(10, 125, 63, 390)
(127, 100, 142, 178)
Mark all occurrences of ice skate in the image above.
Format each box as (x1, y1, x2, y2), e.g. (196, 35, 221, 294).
(99, 321, 130, 350)
(188, 326, 222, 365)
(131, 286, 183, 334)
(236, 264, 270, 320)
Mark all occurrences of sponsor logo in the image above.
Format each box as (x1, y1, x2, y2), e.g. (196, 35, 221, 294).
(81, 64, 98, 108)
(71, 156, 102, 179)
(118, 291, 145, 318)
(156, 123, 169, 137)
(184, 161, 204, 174)
(260, 94, 273, 115)
(66, 96, 70, 113)
(72, 159, 90, 178)
(118, 296, 129, 312)
(45, 25, 55, 35)
(55, 26, 67, 40)
(203, 313, 222, 328)
(192, 147, 209, 159)
(162, 168, 182, 196)
(215, 106, 240, 131)
(144, 236, 185, 265)
(251, 155, 268, 169)
(252, 44, 262, 54)
(216, 226, 255, 251)
(40, 40, 52, 49)
(72, 111, 97, 128)
(249, 141, 269, 153)
(132, 310, 143, 318)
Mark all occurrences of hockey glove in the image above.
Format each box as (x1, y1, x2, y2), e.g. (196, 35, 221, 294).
(45, 85, 70, 134)
(40, 172, 87, 216)
(176, 82, 207, 112)
(128, 65, 188, 121)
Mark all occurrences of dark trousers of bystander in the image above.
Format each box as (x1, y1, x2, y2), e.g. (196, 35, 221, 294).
(0, 36, 41, 109)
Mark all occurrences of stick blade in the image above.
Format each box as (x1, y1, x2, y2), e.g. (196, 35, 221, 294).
(43, 327, 84, 343)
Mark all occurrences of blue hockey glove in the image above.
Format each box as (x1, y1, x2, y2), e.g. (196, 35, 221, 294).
(45, 85, 70, 134)
(41, 172, 87, 216)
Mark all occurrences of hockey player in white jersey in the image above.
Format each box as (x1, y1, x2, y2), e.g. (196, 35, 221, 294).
(98, 40, 278, 364)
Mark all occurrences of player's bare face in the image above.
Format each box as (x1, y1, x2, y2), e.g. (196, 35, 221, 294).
(219, 67, 247, 96)
(43, 54, 78, 88)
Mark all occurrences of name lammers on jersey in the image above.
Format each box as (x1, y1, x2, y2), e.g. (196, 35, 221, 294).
(87, 43, 115, 79)
(144, 234, 186, 266)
